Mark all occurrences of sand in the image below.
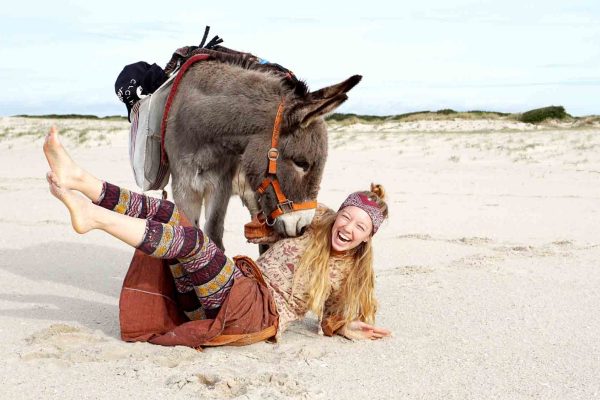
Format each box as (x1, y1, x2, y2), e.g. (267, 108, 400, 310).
(1, 116, 599, 399)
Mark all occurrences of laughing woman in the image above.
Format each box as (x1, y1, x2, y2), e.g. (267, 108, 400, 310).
(43, 127, 390, 347)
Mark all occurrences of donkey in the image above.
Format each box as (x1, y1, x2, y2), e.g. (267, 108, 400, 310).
(164, 53, 361, 250)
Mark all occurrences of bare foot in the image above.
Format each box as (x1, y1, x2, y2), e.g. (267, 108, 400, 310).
(43, 127, 85, 190)
(47, 178, 96, 234)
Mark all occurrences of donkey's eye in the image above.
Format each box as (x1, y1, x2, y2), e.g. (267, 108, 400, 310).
(292, 159, 310, 172)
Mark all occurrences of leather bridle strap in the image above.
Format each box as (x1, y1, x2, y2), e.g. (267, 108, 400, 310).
(267, 100, 284, 175)
(257, 100, 317, 222)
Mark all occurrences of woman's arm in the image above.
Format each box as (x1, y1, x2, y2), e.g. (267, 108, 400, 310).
(321, 295, 392, 340)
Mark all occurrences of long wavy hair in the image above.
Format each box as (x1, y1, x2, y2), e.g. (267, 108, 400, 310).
(295, 184, 388, 326)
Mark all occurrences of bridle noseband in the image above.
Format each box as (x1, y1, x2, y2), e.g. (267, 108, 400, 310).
(256, 100, 317, 225)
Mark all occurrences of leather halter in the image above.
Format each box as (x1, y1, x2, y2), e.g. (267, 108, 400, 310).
(256, 100, 317, 224)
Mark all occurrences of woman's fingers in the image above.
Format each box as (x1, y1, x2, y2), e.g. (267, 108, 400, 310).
(347, 321, 392, 339)
(359, 323, 391, 336)
(373, 327, 392, 336)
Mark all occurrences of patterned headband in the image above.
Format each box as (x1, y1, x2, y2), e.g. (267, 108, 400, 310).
(338, 192, 385, 234)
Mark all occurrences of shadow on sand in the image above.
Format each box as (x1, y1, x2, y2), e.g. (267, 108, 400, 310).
(0, 241, 134, 338)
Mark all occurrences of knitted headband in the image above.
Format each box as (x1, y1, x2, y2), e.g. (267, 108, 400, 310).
(338, 192, 385, 234)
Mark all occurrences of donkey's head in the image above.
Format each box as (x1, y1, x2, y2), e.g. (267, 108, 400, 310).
(241, 74, 362, 237)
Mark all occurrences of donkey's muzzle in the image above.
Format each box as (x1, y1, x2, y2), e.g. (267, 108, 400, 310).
(275, 208, 316, 237)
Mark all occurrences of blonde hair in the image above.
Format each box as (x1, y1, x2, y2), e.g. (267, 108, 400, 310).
(296, 183, 388, 327)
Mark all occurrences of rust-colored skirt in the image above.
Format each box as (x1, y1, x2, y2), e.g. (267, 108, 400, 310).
(119, 251, 279, 348)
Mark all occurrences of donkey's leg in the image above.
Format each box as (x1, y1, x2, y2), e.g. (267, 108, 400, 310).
(171, 174, 205, 228)
(232, 166, 260, 217)
(203, 169, 235, 251)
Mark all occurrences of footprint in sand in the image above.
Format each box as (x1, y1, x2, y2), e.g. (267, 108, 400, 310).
(552, 240, 574, 247)
(451, 254, 506, 269)
(396, 233, 433, 241)
(21, 324, 109, 363)
(378, 265, 434, 276)
(21, 323, 198, 367)
(166, 371, 311, 399)
(451, 236, 494, 246)
(492, 244, 558, 257)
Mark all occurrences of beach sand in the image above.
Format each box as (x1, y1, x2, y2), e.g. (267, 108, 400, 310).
(1, 116, 599, 399)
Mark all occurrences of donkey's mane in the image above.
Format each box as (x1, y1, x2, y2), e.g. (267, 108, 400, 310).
(199, 47, 309, 97)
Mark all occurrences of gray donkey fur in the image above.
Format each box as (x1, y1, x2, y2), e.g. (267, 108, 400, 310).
(165, 58, 361, 250)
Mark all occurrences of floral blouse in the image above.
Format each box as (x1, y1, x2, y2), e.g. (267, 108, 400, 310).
(255, 228, 353, 338)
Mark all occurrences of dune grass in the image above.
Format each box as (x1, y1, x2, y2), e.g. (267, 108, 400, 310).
(325, 106, 594, 125)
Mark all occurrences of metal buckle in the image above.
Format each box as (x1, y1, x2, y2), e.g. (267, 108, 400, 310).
(277, 200, 294, 214)
(265, 214, 276, 226)
(267, 148, 279, 161)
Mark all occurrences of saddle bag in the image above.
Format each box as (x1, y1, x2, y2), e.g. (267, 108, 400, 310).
(128, 74, 175, 191)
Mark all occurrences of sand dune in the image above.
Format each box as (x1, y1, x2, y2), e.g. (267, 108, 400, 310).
(1, 117, 599, 399)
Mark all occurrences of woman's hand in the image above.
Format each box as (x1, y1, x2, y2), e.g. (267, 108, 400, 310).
(342, 320, 392, 340)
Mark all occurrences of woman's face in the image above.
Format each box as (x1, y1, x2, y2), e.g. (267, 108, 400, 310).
(331, 206, 373, 252)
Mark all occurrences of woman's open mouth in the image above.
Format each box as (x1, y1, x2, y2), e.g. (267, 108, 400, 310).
(337, 231, 351, 243)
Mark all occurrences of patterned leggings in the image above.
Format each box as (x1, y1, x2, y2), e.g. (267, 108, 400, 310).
(94, 182, 242, 320)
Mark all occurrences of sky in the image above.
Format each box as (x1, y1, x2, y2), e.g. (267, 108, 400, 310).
(1, 0, 599, 117)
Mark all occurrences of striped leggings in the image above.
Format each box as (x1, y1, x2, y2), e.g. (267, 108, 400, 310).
(95, 182, 242, 319)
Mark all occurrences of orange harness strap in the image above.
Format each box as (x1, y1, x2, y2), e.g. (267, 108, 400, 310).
(267, 101, 284, 174)
(256, 100, 317, 222)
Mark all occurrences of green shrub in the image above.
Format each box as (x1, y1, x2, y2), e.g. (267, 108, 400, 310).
(326, 113, 383, 122)
(435, 109, 457, 115)
(390, 111, 431, 120)
(466, 110, 510, 117)
(518, 106, 570, 123)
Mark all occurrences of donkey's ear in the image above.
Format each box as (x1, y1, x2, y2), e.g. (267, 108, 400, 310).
(308, 75, 362, 101)
(293, 75, 362, 128)
(298, 94, 348, 129)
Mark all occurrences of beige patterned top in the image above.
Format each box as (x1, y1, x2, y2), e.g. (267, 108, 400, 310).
(255, 227, 353, 338)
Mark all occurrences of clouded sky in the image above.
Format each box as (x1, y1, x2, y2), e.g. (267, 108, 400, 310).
(1, 0, 599, 117)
